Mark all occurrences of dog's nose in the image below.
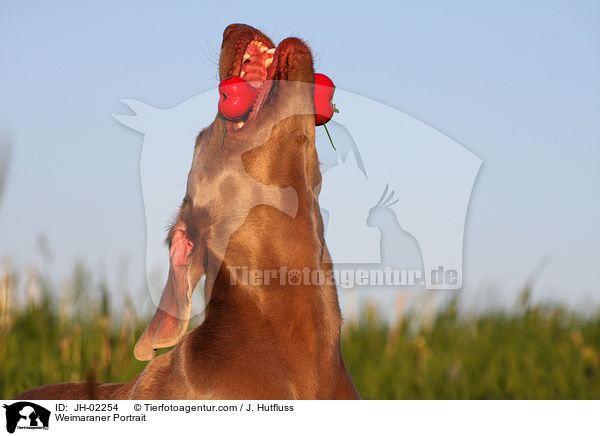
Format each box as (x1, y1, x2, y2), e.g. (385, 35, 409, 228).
(223, 24, 243, 41)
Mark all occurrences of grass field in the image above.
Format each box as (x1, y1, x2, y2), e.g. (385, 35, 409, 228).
(1, 263, 599, 399)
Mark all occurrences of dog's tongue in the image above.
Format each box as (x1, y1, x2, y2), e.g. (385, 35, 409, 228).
(241, 43, 271, 89)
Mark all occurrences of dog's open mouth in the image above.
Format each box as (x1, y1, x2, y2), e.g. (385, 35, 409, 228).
(231, 39, 278, 129)
(220, 24, 313, 131)
(239, 40, 274, 88)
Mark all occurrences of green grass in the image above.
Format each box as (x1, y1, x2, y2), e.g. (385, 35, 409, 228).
(1, 264, 599, 399)
(342, 298, 600, 399)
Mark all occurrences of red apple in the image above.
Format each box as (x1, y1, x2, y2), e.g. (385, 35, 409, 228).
(218, 76, 257, 121)
(314, 73, 336, 125)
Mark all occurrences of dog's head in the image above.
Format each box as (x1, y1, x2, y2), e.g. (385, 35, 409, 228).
(134, 24, 321, 361)
(218, 23, 315, 129)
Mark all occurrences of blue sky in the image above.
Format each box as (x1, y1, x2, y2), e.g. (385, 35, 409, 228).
(0, 1, 599, 309)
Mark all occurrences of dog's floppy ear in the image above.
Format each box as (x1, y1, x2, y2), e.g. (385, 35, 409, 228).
(134, 222, 205, 361)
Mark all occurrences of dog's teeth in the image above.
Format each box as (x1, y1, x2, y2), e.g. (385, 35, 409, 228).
(259, 46, 268, 53)
(235, 121, 244, 128)
(264, 58, 273, 67)
(266, 48, 276, 55)
(240, 71, 246, 78)
(243, 53, 251, 62)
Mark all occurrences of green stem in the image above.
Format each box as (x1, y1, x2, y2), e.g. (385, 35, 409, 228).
(322, 122, 336, 150)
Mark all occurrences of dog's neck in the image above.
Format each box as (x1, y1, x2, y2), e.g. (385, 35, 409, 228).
(193, 116, 343, 393)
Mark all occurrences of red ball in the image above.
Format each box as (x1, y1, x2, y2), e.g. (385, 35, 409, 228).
(218, 76, 257, 121)
(314, 73, 335, 125)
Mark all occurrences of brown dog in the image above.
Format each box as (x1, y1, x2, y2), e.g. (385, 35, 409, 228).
(13, 24, 359, 400)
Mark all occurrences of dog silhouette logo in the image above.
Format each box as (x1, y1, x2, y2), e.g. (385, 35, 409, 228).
(2, 402, 50, 433)
(114, 82, 481, 321)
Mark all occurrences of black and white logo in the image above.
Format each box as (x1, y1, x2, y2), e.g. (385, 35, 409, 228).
(3, 402, 50, 434)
